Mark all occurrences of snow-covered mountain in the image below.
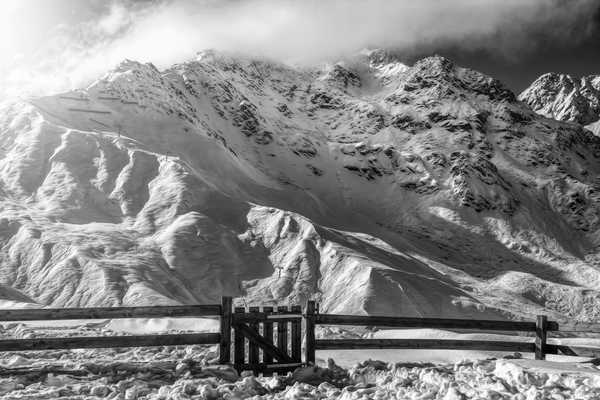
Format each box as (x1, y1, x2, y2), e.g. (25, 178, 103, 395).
(1, 49, 600, 321)
(519, 72, 600, 135)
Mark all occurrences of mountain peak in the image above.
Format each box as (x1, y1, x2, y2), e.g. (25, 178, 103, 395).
(413, 54, 455, 72)
(105, 59, 160, 78)
(519, 72, 600, 126)
(400, 54, 515, 102)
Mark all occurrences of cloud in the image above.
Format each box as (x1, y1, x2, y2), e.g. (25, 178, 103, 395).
(0, 0, 598, 99)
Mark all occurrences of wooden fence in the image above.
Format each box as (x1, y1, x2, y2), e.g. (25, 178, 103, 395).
(305, 303, 558, 361)
(0, 301, 224, 354)
(0, 297, 599, 374)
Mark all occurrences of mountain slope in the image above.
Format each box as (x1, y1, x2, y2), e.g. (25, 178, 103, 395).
(1, 50, 600, 321)
(519, 72, 600, 134)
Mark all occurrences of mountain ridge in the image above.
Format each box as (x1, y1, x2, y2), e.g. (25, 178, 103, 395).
(1, 50, 600, 321)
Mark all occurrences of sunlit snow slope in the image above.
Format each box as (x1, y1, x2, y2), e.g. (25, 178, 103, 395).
(1, 50, 600, 321)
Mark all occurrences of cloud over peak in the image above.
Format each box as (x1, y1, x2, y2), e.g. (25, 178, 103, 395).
(1, 0, 598, 99)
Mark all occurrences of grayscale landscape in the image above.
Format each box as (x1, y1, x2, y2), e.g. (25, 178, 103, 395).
(1, 0, 600, 398)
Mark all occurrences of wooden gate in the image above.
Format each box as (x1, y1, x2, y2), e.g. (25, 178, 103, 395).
(231, 305, 303, 374)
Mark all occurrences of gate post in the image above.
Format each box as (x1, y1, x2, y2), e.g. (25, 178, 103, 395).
(305, 300, 316, 365)
(535, 315, 547, 360)
(219, 296, 232, 364)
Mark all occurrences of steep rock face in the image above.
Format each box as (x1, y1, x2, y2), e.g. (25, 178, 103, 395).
(0, 51, 600, 321)
(519, 73, 600, 127)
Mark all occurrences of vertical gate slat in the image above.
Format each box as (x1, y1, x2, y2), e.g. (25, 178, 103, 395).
(262, 306, 274, 364)
(291, 305, 301, 362)
(248, 306, 260, 367)
(277, 306, 289, 357)
(234, 307, 245, 368)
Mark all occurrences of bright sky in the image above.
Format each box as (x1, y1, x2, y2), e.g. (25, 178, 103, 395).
(0, 0, 598, 100)
(0, 0, 129, 98)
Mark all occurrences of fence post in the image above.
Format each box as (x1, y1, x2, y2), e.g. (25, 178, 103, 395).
(305, 300, 316, 365)
(219, 296, 232, 364)
(535, 315, 547, 360)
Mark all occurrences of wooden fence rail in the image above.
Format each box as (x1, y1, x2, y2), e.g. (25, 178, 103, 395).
(315, 338, 537, 353)
(0, 333, 221, 352)
(1, 297, 600, 372)
(314, 314, 560, 332)
(0, 304, 222, 321)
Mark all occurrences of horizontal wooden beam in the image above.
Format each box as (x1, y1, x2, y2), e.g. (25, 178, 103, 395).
(232, 313, 302, 323)
(315, 338, 536, 352)
(0, 305, 222, 321)
(315, 314, 557, 332)
(0, 333, 221, 352)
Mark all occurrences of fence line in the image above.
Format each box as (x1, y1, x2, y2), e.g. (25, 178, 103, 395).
(0, 297, 599, 372)
(0, 302, 223, 356)
(307, 301, 553, 360)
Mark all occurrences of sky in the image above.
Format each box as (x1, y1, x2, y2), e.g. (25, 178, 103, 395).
(0, 0, 599, 100)
(405, 2, 600, 92)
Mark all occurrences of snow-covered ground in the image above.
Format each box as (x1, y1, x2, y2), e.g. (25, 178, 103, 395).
(1, 335, 599, 399)
(0, 320, 599, 398)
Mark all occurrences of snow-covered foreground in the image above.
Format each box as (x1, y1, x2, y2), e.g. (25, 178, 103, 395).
(1, 322, 600, 399)
(1, 345, 600, 399)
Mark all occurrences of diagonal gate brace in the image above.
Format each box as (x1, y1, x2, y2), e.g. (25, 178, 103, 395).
(555, 345, 578, 356)
(234, 322, 295, 363)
